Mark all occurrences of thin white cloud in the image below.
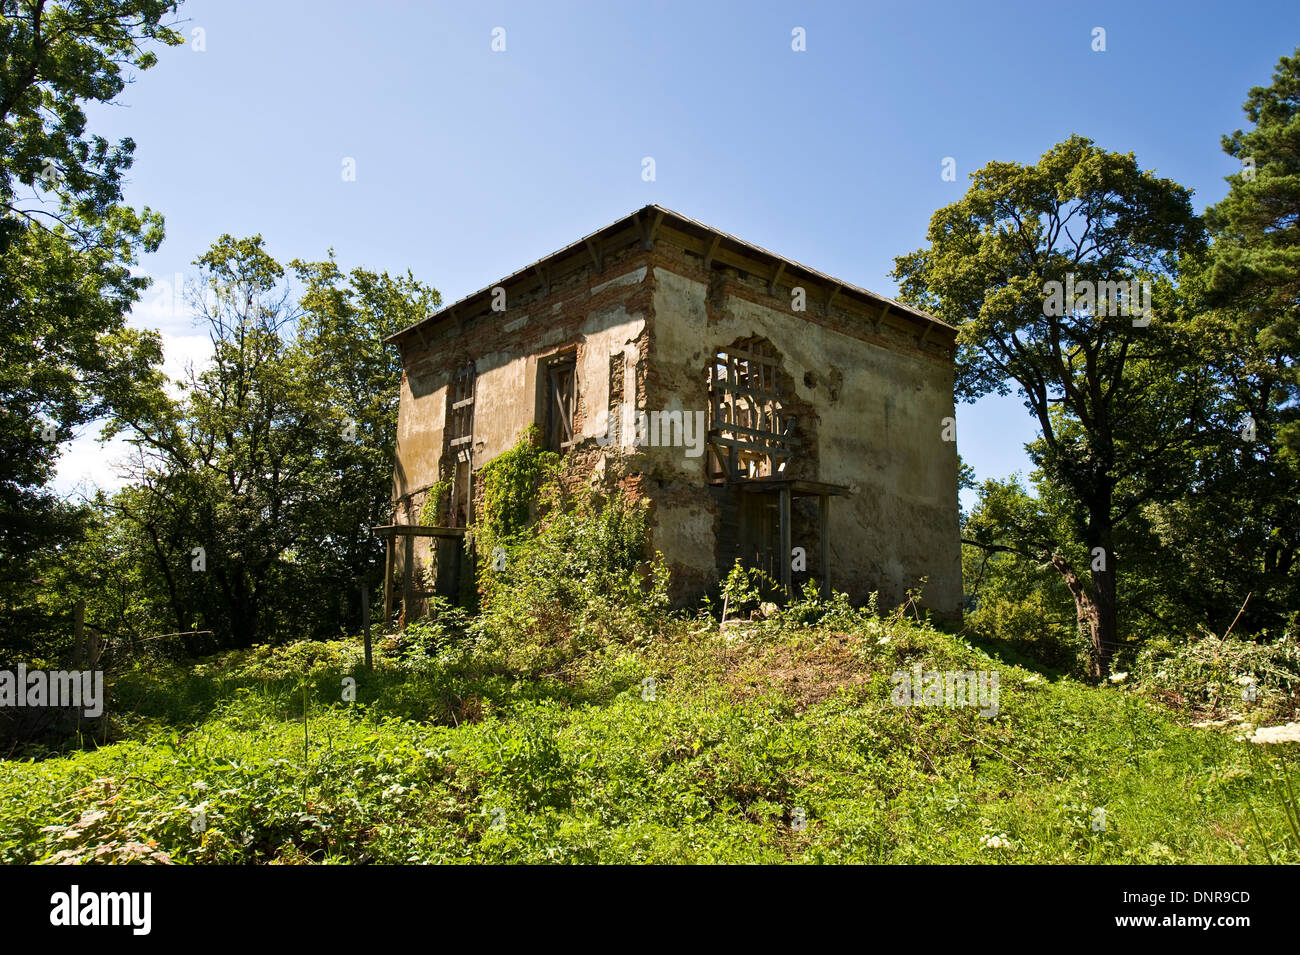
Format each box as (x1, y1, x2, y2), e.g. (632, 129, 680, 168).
(51, 329, 216, 497)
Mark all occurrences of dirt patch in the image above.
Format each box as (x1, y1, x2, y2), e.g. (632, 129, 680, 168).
(723, 632, 869, 711)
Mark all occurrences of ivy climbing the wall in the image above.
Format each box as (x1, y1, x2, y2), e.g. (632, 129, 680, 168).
(418, 480, 452, 526)
(476, 425, 561, 542)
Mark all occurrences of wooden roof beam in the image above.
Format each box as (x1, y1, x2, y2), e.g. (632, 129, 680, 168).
(825, 283, 841, 316)
(873, 303, 891, 335)
(702, 234, 721, 271)
(768, 261, 787, 296)
(637, 209, 663, 251)
(584, 237, 603, 273)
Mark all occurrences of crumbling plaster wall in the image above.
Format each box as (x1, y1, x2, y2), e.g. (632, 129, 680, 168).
(643, 249, 963, 617)
(394, 248, 653, 506)
(391, 249, 655, 610)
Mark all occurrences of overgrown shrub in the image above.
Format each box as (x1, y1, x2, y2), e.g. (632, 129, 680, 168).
(473, 477, 668, 673)
(1132, 629, 1300, 721)
(475, 425, 560, 545)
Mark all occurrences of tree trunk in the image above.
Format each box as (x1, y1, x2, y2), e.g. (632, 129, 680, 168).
(1086, 501, 1119, 679)
(1089, 563, 1118, 678)
(1049, 554, 1105, 674)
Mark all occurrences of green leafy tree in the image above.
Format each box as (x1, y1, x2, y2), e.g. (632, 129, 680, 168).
(1204, 47, 1300, 455)
(1149, 48, 1300, 637)
(961, 476, 1082, 672)
(288, 253, 439, 635)
(115, 236, 439, 646)
(1, 0, 181, 242)
(0, 0, 181, 659)
(894, 136, 1206, 676)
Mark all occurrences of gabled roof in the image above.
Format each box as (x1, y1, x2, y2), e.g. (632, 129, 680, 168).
(385, 204, 953, 346)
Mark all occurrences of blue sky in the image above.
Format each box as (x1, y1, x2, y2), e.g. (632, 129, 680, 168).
(56, 0, 1300, 508)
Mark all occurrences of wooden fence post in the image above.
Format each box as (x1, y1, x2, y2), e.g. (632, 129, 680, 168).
(820, 494, 831, 597)
(73, 599, 85, 669)
(778, 487, 792, 596)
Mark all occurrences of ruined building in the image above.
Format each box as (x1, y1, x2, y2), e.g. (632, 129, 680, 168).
(379, 206, 962, 623)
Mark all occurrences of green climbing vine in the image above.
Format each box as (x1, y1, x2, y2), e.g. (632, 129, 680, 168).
(476, 424, 560, 542)
(419, 479, 452, 526)
(472, 425, 561, 597)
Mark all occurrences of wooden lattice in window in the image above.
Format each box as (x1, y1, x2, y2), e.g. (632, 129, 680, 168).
(707, 340, 797, 481)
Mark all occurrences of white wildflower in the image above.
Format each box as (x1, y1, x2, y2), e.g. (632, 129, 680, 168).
(979, 833, 1012, 850)
(1250, 722, 1300, 745)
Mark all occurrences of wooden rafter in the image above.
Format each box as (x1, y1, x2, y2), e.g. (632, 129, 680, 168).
(825, 283, 841, 316)
(637, 209, 663, 251)
(584, 237, 603, 273)
(874, 303, 891, 335)
(769, 261, 786, 296)
(702, 235, 721, 271)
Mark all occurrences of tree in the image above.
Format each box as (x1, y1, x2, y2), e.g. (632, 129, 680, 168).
(961, 476, 1084, 673)
(113, 236, 439, 647)
(0, 1, 182, 659)
(1, 0, 181, 242)
(893, 136, 1206, 677)
(1148, 48, 1300, 637)
(287, 253, 439, 636)
(1204, 47, 1300, 455)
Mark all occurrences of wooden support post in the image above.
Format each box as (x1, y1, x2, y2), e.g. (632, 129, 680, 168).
(361, 582, 372, 671)
(402, 534, 413, 630)
(819, 495, 830, 597)
(452, 537, 461, 602)
(383, 536, 393, 627)
(73, 599, 85, 668)
(778, 487, 792, 596)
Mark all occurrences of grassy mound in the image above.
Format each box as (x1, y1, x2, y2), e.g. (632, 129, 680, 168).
(2, 603, 1296, 864)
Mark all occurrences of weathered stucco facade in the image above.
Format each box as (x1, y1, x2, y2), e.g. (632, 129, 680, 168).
(384, 206, 962, 621)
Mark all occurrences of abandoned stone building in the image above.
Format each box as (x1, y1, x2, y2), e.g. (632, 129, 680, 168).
(379, 205, 962, 623)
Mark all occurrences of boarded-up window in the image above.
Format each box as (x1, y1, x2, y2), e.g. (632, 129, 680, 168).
(446, 362, 475, 526)
(707, 339, 795, 481)
(545, 353, 577, 453)
(447, 362, 475, 450)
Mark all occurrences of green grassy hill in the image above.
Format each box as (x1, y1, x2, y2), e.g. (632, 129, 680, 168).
(3, 601, 1295, 864)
